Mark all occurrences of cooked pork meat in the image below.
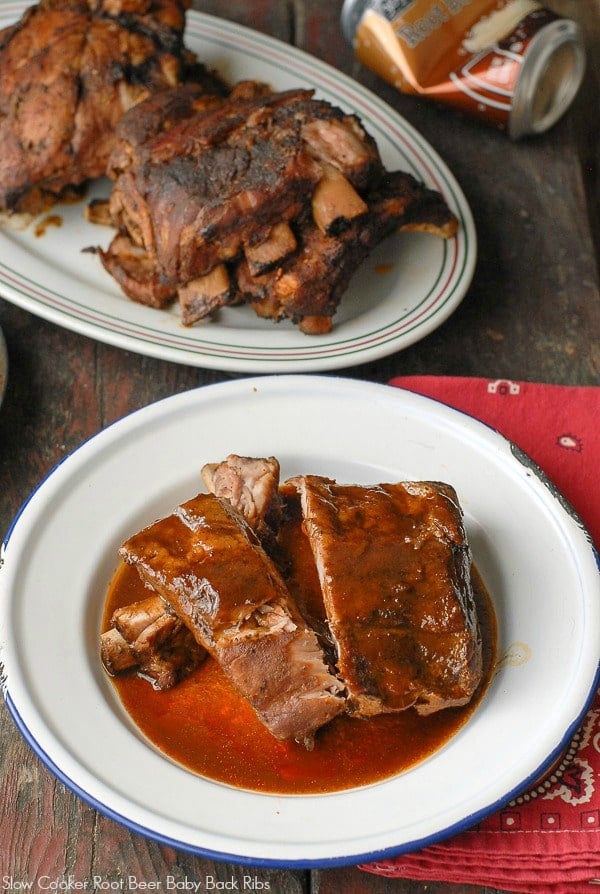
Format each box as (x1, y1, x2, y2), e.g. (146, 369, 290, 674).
(310, 165, 367, 236)
(96, 84, 440, 329)
(201, 454, 283, 548)
(111, 592, 168, 641)
(102, 89, 332, 294)
(0, 0, 225, 214)
(97, 232, 176, 307)
(292, 476, 483, 717)
(102, 455, 286, 692)
(243, 221, 298, 277)
(177, 263, 237, 325)
(101, 592, 205, 689)
(277, 484, 337, 661)
(102, 455, 485, 742)
(301, 110, 381, 193)
(237, 170, 458, 333)
(101, 627, 139, 674)
(106, 81, 228, 179)
(119, 492, 345, 744)
(96, 82, 457, 331)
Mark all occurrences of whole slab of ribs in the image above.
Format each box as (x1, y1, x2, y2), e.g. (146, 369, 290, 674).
(101, 456, 483, 747)
(97, 80, 459, 333)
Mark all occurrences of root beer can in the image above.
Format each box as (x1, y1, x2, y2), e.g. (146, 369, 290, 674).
(341, 0, 585, 138)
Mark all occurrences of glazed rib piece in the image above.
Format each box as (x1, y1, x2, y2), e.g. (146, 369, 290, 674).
(101, 454, 284, 691)
(0, 0, 224, 214)
(276, 483, 337, 663)
(119, 492, 345, 743)
(292, 476, 482, 716)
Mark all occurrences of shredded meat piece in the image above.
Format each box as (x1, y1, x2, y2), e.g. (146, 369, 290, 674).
(201, 454, 283, 545)
(100, 592, 206, 689)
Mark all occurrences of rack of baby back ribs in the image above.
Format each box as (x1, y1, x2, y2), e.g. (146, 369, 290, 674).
(101, 455, 483, 750)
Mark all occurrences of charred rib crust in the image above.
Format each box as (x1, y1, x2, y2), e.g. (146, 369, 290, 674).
(99, 83, 457, 330)
(0, 0, 214, 214)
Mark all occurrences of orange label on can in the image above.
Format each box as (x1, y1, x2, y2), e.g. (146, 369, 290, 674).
(352, 0, 559, 131)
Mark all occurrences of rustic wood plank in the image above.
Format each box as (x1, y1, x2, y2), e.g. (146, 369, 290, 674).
(549, 0, 600, 268)
(194, 0, 292, 39)
(314, 866, 493, 893)
(0, 699, 97, 880)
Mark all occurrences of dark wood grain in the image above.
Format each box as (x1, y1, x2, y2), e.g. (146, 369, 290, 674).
(1, 1, 599, 893)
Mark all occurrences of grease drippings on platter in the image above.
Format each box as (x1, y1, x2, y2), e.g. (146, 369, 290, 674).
(100, 455, 495, 794)
(0, 0, 458, 336)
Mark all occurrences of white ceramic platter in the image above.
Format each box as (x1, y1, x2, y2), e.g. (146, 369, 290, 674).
(0, 3, 475, 373)
(1, 376, 599, 867)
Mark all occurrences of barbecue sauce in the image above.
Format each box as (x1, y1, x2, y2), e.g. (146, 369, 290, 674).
(103, 520, 496, 795)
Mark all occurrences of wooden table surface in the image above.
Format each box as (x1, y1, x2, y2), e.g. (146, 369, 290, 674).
(1, 1, 599, 892)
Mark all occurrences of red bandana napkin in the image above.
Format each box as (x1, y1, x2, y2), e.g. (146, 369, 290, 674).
(360, 376, 600, 894)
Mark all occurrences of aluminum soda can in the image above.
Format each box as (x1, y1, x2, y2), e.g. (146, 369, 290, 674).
(341, 0, 586, 138)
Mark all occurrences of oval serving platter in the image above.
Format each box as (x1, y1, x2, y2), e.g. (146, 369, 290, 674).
(0, 3, 475, 373)
(1, 376, 599, 867)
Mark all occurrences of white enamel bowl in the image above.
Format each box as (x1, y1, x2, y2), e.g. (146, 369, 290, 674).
(1, 376, 598, 867)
